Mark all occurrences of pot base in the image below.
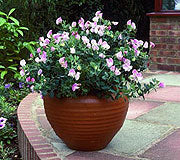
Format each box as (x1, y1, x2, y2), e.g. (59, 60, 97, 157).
(44, 95, 128, 151)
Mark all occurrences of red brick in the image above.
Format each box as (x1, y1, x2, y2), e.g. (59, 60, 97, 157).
(28, 136, 44, 141)
(159, 51, 176, 57)
(157, 64, 175, 71)
(150, 24, 159, 30)
(167, 44, 180, 50)
(155, 44, 167, 49)
(25, 131, 41, 137)
(175, 66, 180, 72)
(33, 144, 52, 149)
(36, 148, 54, 153)
(150, 30, 156, 36)
(167, 58, 180, 65)
(169, 31, 180, 36)
(30, 139, 48, 145)
(150, 37, 159, 43)
(159, 37, 176, 43)
(38, 153, 57, 158)
(158, 24, 173, 30)
(156, 30, 167, 36)
(151, 17, 167, 23)
(150, 50, 158, 56)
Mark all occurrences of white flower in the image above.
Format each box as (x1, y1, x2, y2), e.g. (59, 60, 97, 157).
(20, 59, 26, 67)
(70, 48, 76, 54)
(75, 72, 80, 80)
(112, 21, 118, 25)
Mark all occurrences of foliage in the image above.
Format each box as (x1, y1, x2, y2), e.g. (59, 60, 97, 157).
(0, 8, 36, 80)
(20, 11, 160, 100)
(0, 0, 103, 41)
(0, 80, 30, 159)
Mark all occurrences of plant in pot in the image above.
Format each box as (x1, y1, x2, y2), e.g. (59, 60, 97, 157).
(19, 11, 161, 151)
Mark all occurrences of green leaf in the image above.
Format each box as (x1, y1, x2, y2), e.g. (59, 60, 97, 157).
(8, 66, 17, 71)
(8, 8, 16, 16)
(19, 27, 29, 30)
(0, 46, 5, 49)
(0, 11, 7, 16)
(0, 65, 5, 69)
(0, 70, 7, 79)
(23, 42, 35, 53)
(0, 17, 6, 26)
(17, 30, 23, 36)
(9, 16, 19, 26)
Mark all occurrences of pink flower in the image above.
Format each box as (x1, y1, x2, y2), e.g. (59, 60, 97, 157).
(110, 65, 115, 72)
(106, 58, 114, 68)
(115, 68, 121, 75)
(20, 59, 26, 67)
(68, 69, 76, 77)
(127, 20, 132, 25)
(44, 38, 50, 45)
(72, 83, 81, 91)
(59, 57, 68, 69)
(56, 17, 62, 25)
(127, 20, 136, 30)
(75, 34, 80, 40)
(132, 69, 143, 81)
(118, 34, 122, 40)
(37, 48, 41, 53)
(20, 69, 25, 76)
(98, 38, 103, 45)
(38, 69, 42, 75)
(122, 59, 132, 72)
(82, 36, 89, 44)
(47, 30, 52, 38)
(99, 53, 106, 58)
(26, 76, 31, 82)
(72, 22, 76, 27)
(40, 51, 47, 63)
(39, 37, 44, 42)
(102, 41, 110, 50)
(31, 78, 35, 83)
(107, 26, 111, 30)
(150, 42, 155, 48)
(159, 82, 165, 88)
(116, 51, 123, 60)
(30, 53, 33, 58)
(51, 47, 55, 52)
(95, 11, 103, 18)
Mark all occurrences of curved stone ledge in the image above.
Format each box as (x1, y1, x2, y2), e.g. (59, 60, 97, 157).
(17, 93, 61, 160)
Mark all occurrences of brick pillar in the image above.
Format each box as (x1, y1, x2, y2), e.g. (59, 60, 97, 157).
(149, 17, 180, 72)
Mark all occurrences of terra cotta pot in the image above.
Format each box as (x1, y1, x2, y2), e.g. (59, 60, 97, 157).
(43, 95, 129, 151)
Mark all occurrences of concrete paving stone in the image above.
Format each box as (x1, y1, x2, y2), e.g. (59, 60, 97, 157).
(142, 74, 180, 86)
(136, 103, 180, 127)
(144, 86, 180, 102)
(140, 129, 180, 160)
(101, 120, 173, 156)
(52, 142, 75, 158)
(127, 100, 164, 119)
(66, 151, 135, 160)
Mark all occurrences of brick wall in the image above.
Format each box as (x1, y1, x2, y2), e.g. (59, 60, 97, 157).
(149, 17, 180, 72)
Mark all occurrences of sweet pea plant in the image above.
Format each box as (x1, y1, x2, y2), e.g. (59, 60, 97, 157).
(20, 11, 161, 100)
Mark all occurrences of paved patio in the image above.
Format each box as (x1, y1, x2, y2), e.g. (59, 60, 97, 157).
(20, 70, 180, 160)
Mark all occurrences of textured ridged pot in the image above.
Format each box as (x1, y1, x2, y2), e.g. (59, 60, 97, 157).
(43, 95, 129, 151)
